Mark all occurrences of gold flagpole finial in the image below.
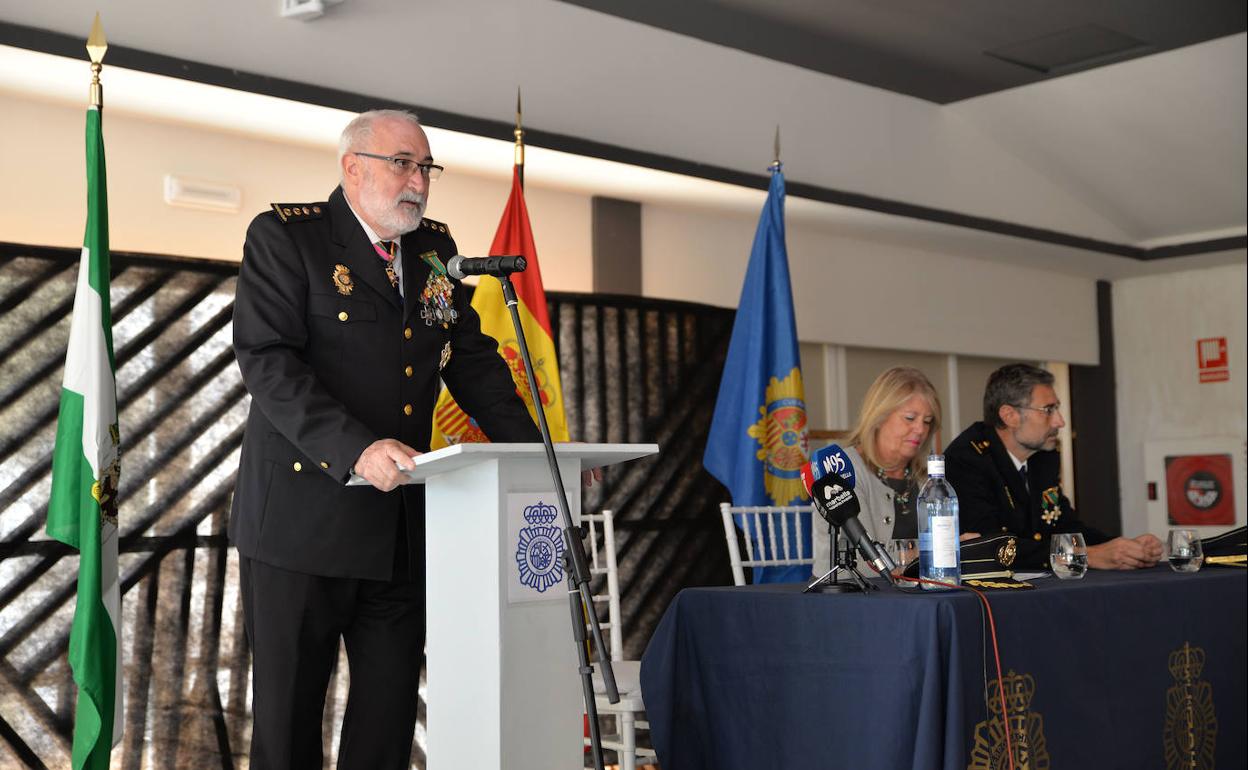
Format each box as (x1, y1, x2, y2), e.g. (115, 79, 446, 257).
(514, 86, 525, 186)
(770, 125, 781, 171)
(86, 13, 107, 108)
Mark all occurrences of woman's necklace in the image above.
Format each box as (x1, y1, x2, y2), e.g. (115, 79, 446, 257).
(876, 464, 914, 507)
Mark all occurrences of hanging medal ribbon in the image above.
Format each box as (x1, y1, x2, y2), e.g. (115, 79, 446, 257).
(373, 241, 401, 290)
(418, 250, 458, 328)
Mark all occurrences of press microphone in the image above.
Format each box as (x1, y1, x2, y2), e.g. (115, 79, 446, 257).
(446, 254, 527, 280)
(807, 443, 857, 489)
(811, 472, 896, 579)
(810, 472, 859, 526)
(800, 462, 817, 498)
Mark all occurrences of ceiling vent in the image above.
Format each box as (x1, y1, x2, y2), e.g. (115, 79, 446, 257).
(164, 175, 242, 214)
(280, 0, 345, 22)
(985, 24, 1152, 74)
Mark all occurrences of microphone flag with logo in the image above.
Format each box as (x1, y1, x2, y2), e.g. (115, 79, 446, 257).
(808, 443, 857, 489)
(430, 165, 569, 447)
(703, 160, 811, 584)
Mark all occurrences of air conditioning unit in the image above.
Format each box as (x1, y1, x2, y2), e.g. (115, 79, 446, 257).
(280, 0, 344, 21)
(163, 175, 242, 214)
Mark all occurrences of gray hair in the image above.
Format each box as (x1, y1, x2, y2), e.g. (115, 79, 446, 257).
(337, 109, 423, 165)
(983, 363, 1054, 428)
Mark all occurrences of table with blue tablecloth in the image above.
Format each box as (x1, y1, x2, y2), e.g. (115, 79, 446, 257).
(639, 566, 1246, 769)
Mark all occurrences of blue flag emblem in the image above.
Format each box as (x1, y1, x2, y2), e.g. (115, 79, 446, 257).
(703, 165, 811, 583)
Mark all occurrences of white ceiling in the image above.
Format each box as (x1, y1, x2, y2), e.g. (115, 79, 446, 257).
(0, 0, 1243, 273)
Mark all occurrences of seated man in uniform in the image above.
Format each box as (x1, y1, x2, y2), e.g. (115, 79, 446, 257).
(945, 363, 1163, 570)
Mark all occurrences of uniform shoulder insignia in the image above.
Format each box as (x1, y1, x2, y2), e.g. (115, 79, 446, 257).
(271, 202, 326, 224)
(419, 217, 453, 238)
(971, 440, 991, 455)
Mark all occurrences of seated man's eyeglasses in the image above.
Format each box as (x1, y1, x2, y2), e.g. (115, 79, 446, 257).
(354, 151, 444, 180)
(1012, 403, 1061, 418)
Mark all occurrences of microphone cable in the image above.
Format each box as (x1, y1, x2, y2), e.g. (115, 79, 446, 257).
(871, 567, 1017, 770)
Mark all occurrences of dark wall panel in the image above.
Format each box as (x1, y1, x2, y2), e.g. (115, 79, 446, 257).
(1070, 279, 1123, 537)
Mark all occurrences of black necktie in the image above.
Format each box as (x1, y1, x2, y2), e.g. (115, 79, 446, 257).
(1019, 463, 1030, 493)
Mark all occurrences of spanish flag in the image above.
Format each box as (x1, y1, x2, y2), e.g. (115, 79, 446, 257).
(431, 168, 569, 446)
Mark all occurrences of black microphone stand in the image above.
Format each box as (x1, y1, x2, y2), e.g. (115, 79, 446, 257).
(497, 273, 618, 770)
(804, 521, 876, 593)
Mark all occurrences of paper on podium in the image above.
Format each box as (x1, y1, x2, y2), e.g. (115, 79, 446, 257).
(346, 442, 658, 486)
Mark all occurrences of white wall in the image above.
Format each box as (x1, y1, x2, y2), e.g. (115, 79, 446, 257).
(642, 202, 1100, 364)
(0, 91, 594, 290)
(2, 88, 1101, 365)
(1114, 263, 1248, 535)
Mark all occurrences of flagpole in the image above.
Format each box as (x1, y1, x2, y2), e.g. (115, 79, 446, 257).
(47, 13, 125, 770)
(87, 14, 105, 108)
(771, 124, 781, 173)
(514, 87, 525, 190)
(509, 86, 615, 770)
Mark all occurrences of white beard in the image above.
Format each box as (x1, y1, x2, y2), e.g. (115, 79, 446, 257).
(359, 169, 426, 236)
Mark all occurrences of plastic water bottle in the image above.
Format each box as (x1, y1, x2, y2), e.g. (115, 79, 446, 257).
(917, 453, 961, 590)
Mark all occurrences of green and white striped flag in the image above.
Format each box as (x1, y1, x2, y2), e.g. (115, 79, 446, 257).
(46, 103, 124, 770)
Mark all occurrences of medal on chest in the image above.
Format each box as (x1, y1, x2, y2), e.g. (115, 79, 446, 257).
(418, 250, 458, 328)
(332, 264, 354, 296)
(1040, 486, 1063, 525)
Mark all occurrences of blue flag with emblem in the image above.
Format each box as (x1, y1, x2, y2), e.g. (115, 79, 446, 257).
(704, 164, 811, 584)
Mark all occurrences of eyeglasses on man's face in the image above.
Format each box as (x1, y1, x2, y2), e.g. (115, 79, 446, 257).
(1012, 403, 1062, 419)
(354, 151, 443, 181)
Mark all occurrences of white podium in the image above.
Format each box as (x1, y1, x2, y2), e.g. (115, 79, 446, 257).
(404, 442, 658, 770)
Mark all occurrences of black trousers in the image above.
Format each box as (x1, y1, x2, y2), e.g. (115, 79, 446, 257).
(240, 556, 425, 770)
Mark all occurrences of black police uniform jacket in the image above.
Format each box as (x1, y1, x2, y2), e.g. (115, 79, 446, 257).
(229, 187, 540, 581)
(945, 421, 1108, 570)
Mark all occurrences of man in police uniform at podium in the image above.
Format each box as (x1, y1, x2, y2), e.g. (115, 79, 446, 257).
(230, 109, 541, 769)
(945, 363, 1163, 571)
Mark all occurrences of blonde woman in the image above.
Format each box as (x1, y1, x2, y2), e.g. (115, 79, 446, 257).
(812, 367, 942, 576)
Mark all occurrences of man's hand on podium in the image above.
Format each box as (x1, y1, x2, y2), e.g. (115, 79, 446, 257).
(564, 440, 604, 488)
(582, 466, 604, 487)
(354, 438, 422, 492)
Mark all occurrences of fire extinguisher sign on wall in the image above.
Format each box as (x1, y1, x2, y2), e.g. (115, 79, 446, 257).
(1195, 337, 1229, 383)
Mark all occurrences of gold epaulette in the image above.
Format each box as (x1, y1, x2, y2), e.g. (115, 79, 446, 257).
(271, 202, 326, 223)
(419, 217, 452, 237)
(965, 578, 1034, 590)
(1206, 555, 1247, 567)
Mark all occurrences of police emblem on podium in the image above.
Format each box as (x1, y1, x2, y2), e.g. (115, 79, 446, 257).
(1164, 642, 1217, 770)
(512, 499, 566, 598)
(968, 670, 1050, 770)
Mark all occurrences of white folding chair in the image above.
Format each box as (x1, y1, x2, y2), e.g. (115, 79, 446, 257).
(719, 503, 817, 585)
(583, 509, 657, 770)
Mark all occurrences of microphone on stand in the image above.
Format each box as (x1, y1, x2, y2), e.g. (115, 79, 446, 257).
(810, 472, 896, 581)
(447, 254, 527, 280)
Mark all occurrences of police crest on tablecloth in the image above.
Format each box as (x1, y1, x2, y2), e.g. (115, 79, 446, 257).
(1163, 642, 1217, 770)
(968, 670, 1050, 770)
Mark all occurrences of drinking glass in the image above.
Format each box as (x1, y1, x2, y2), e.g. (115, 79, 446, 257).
(1050, 533, 1088, 579)
(1167, 529, 1204, 573)
(888, 538, 918, 577)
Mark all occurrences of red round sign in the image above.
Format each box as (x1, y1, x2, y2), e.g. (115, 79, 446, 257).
(1165, 454, 1235, 526)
